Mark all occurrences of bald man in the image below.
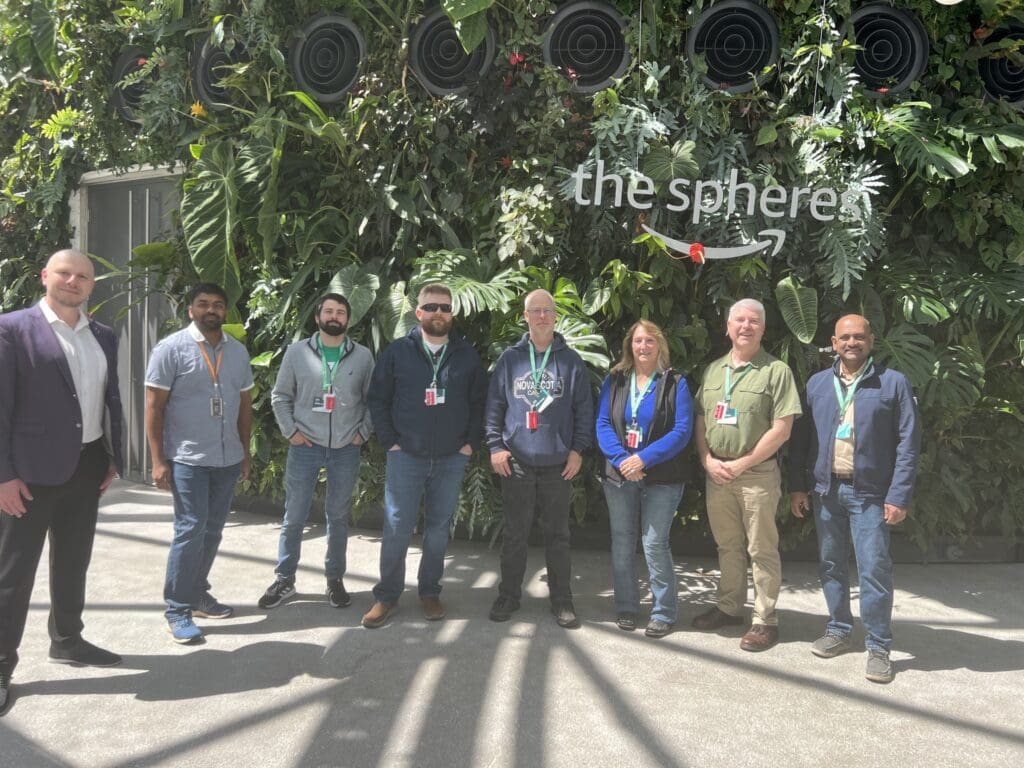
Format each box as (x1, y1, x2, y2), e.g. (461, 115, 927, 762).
(789, 314, 920, 684)
(0, 250, 124, 715)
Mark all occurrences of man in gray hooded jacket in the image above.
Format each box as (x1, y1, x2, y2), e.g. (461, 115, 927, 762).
(259, 293, 373, 610)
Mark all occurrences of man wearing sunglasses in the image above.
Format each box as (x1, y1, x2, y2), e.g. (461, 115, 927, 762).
(363, 284, 487, 628)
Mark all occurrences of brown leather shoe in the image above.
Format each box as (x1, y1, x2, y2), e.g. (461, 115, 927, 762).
(740, 624, 779, 652)
(361, 601, 395, 629)
(421, 596, 445, 621)
(691, 606, 745, 631)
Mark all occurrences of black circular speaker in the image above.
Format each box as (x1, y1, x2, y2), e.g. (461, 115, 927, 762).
(543, 1, 630, 93)
(111, 47, 153, 123)
(844, 4, 928, 94)
(409, 7, 495, 95)
(979, 26, 1024, 108)
(288, 14, 364, 104)
(686, 0, 780, 94)
(191, 38, 247, 111)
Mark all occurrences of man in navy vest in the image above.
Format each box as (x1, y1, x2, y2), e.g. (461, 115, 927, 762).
(789, 314, 920, 684)
(0, 249, 124, 716)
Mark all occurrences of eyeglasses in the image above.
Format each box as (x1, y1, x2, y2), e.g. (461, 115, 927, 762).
(526, 308, 556, 317)
(419, 303, 453, 313)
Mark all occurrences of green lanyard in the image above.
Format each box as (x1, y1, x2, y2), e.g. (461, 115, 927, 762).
(833, 357, 872, 416)
(423, 341, 447, 386)
(629, 370, 656, 425)
(529, 341, 553, 396)
(723, 364, 750, 403)
(317, 336, 349, 391)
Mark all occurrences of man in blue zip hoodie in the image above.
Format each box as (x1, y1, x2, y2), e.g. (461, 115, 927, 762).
(363, 283, 487, 628)
(789, 314, 920, 684)
(485, 289, 594, 629)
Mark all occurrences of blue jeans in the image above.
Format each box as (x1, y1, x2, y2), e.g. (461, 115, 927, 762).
(372, 450, 470, 605)
(164, 462, 241, 620)
(603, 479, 684, 623)
(815, 479, 894, 652)
(276, 443, 360, 582)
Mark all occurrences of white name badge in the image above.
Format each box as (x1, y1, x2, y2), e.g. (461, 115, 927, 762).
(312, 393, 336, 413)
(626, 425, 643, 449)
(714, 401, 738, 425)
(210, 396, 224, 417)
(424, 387, 446, 406)
(536, 393, 554, 412)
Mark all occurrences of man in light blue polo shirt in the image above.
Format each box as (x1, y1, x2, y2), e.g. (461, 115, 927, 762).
(145, 283, 253, 644)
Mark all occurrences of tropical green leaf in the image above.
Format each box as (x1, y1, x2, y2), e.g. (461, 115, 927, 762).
(412, 249, 527, 315)
(873, 323, 936, 390)
(30, 0, 60, 82)
(642, 140, 698, 181)
(180, 140, 243, 307)
(442, 0, 496, 20)
(854, 284, 886, 337)
(920, 345, 985, 412)
(555, 315, 609, 370)
(774, 276, 818, 343)
(250, 351, 274, 367)
(452, 11, 488, 54)
(377, 280, 417, 342)
(329, 264, 380, 327)
(222, 323, 247, 342)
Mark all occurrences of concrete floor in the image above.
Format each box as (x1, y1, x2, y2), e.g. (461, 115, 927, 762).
(1, 481, 1022, 768)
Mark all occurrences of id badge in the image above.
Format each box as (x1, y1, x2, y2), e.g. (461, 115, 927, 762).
(323, 392, 336, 412)
(210, 396, 224, 417)
(425, 387, 445, 406)
(626, 425, 643, 449)
(536, 391, 554, 413)
(716, 405, 738, 425)
(713, 400, 728, 420)
(836, 423, 853, 439)
(527, 409, 539, 430)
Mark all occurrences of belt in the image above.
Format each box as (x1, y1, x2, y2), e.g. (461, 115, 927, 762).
(831, 473, 853, 483)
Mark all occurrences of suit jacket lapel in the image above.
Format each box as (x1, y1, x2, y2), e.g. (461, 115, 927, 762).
(30, 305, 76, 392)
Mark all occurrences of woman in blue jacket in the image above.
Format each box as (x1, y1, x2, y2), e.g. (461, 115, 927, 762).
(596, 320, 693, 638)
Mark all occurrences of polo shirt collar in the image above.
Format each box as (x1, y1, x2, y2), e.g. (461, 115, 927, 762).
(39, 298, 89, 331)
(725, 348, 772, 370)
(187, 321, 224, 348)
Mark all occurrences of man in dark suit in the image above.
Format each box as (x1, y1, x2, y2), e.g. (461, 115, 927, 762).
(0, 249, 125, 716)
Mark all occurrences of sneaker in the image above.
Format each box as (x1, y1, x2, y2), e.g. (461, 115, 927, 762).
(552, 602, 580, 629)
(167, 615, 203, 644)
(865, 649, 895, 684)
(811, 632, 852, 659)
(193, 592, 233, 619)
(0, 673, 11, 716)
(326, 579, 351, 608)
(258, 579, 296, 610)
(361, 601, 395, 629)
(489, 595, 520, 622)
(48, 638, 122, 667)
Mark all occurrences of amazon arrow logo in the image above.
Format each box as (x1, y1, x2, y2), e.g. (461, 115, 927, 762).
(641, 225, 787, 262)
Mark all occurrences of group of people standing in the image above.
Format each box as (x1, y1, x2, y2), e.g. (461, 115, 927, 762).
(0, 249, 920, 716)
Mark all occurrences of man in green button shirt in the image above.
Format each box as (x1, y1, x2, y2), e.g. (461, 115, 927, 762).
(692, 299, 801, 651)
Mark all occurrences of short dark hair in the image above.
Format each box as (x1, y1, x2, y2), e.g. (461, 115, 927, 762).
(187, 282, 228, 305)
(316, 292, 351, 316)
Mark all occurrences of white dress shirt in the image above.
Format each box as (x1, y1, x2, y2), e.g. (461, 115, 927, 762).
(39, 299, 108, 444)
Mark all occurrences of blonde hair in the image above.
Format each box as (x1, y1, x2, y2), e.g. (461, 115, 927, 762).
(611, 319, 671, 374)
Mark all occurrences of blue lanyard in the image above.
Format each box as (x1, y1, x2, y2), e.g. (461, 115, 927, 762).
(629, 370, 656, 425)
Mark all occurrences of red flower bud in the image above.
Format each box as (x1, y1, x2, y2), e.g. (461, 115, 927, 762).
(689, 243, 705, 264)
(137, 57, 148, 67)
(500, 156, 512, 170)
(509, 52, 525, 67)
(877, 87, 889, 94)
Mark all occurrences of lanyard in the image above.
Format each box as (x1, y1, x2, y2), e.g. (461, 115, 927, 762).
(423, 341, 447, 386)
(196, 341, 223, 387)
(529, 341, 553, 392)
(318, 336, 349, 391)
(833, 357, 872, 416)
(629, 370, 656, 425)
(723, 364, 750, 403)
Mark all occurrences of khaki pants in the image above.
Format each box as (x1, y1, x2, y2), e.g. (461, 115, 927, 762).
(705, 459, 782, 626)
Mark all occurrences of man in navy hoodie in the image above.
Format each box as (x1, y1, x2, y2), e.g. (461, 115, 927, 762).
(485, 289, 594, 628)
(363, 283, 487, 628)
(789, 314, 920, 684)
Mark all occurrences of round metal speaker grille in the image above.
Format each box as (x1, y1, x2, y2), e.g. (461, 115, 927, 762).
(288, 14, 364, 104)
(192, 38, 247, 111)
(979, 26, 1024, 108)
(845, 4, 928, 93)
(543, 1, 630, 93)
(686, 0, 780, 94)
(409, 7, 495, 95)
(111, 47, 152, 123)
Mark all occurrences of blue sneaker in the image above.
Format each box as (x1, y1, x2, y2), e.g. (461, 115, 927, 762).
(193, 592, 233, 619)
(167, 615, 203, 644)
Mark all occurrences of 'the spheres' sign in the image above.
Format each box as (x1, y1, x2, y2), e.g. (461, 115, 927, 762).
(568, 160, 864, 262)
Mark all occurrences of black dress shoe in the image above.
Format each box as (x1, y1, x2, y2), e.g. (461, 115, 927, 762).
(645, 619, 673, 638)
(691, 606, 745, 631)
(552, 602, 580, 629)
(0, 673, 11, 716)
(616, 613, 637, 631)
(49, 638, 122, 667)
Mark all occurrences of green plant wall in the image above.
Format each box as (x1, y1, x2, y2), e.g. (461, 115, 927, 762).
(2, 0, 1023, 551)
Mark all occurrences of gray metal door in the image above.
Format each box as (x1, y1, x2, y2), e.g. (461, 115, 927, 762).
(86, 179, 178, 483)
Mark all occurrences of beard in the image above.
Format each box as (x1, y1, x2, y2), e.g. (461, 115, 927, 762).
(196, 313, 224, 332)
(318, 319, 347, 337)
(421, 315, 452, 338)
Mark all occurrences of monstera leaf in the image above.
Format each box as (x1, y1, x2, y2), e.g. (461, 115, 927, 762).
(874, 322, 936, 390)
(775, 276, 818, 344)
(377, 280, 418, 342)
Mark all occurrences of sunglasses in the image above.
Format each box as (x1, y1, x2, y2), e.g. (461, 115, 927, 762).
(419, 303, 453, 313)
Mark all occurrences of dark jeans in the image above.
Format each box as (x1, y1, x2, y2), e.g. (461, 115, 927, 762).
(0, 440, 108, 675)
(498, 459, 572, 604)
